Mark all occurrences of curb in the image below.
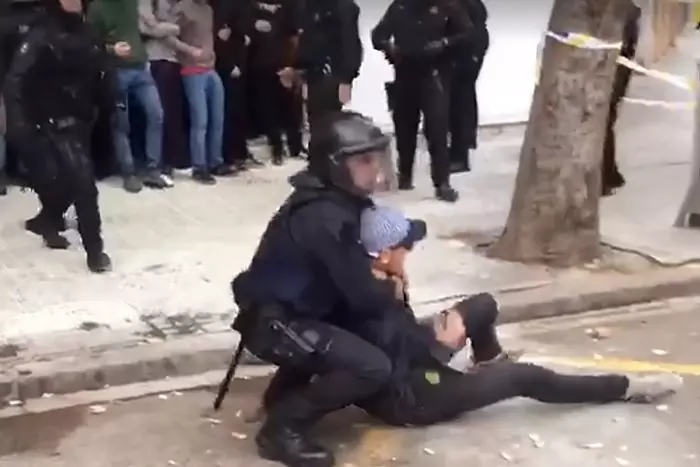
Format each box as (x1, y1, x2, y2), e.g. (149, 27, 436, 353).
(2, 268, 700, 407)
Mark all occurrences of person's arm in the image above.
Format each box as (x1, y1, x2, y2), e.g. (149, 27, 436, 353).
(336, 0, 362, 84)
(3, 31, 47, 139)
(443, 0, 473, 49)
(290, 201, 400, 319)
(169, 2, 202, 57)
(86, 26, 120, 118)
(370, 3, 396, 53)
(138, 0, 180, 38)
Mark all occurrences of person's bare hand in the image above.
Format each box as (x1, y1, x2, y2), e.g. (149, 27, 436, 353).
(217, 28, 231, 41)
(338, 83, 352, 104)
(433, 310, 467, 350)
(190, 47, 204, 59)
(113, 41, 131, 57)
(277, 67, 296, 88)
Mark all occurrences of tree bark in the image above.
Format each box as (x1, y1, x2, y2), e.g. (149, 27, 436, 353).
(488, 0, 635, 267)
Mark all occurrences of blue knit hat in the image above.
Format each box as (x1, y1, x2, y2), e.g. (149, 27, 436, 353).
(360, 205, 427, 256)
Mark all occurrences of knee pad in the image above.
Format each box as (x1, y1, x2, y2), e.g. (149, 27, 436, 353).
(455, 292, 499, 332)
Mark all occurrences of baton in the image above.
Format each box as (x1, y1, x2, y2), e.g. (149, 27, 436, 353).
(213, 339, 246, 411)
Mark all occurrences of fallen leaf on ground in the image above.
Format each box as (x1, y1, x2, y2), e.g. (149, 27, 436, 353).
(158, 394, 169, 400)
(651, 349, 668, 356)
(205, 418, 222, 425)
(423, 448, 435, 455)
(585, 327, 611, 340)
(88, 405, 107, 415)
(656, 404, 669, 412)
(615, 457, 630, 466)
(231, 432, 248, 440)
(500, 451, 513, 462)
(580, 442, 604, 449)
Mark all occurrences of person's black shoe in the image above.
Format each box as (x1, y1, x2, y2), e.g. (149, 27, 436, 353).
(25, 216, 70, 249)
(123, 174, 143, 193)
(87, 251, 112, 273)
(143, 169, 170, 189)
(435, 183, 459, 202)
(192, 169, 217, 185)
(0, 171, 7, 196)
(211, 164, 237, 176)
(256, 423, 334, 467)
(398, 175, 414, 191)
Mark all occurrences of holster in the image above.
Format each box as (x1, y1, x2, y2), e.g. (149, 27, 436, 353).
(233, 303, 321, 368)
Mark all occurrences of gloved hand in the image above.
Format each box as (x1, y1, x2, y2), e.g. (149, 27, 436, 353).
(422, 38, 448, 55)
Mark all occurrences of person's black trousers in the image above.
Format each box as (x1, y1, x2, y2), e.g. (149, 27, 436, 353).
(20, 122, 104, 255)
(392, 67, 450, 188)
(150, 60, 190, 170)
(305, 74, 342, 135)
(218, 68, 250, 165)
(448, 53, 484, 169)
(249, 68, 304, 158)
(248, 318, 392, 429)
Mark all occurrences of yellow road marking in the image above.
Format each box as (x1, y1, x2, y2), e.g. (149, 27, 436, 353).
(344, 426, 403, 466)
(523, 355, 700, 376)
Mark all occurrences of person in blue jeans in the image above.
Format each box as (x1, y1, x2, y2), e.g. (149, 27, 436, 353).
(88, 0, 172, 193)
(176, 0, 234, 184)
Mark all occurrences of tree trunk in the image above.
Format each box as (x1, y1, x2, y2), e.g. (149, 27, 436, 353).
(488, 0, 635, 267)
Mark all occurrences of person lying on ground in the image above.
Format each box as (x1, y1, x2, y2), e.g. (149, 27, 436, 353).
(249, 205, 684, 429)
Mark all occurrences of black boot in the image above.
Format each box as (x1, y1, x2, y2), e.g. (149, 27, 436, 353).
(25, 215, 70, 249)
(87, 251, 112, 273)
(435, 183, 459, 202)
(0, 171, 7, 196)
(256, 422, 334, 467)
(272, 146, 285, 166)
(398, 174, 414, 191)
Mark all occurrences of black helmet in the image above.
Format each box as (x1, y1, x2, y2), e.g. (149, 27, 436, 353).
(308, 111, 390, 196)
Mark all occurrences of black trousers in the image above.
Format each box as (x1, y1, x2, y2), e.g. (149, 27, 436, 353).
(219, 68, 250, 164)
(20, 124, 104, 255)
(150, 60, 190, 169)
(249, 68, 304, 157)
(393, 68, 450, 187)
(448, 54, 485, 166)
(368, 293, 628, 426)
(306, 75, 342, 135)
(251, 318, 392, 429)
(380, 362, 629, 426)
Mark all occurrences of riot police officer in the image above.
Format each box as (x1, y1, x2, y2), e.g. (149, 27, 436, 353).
(4, 0, 116, 272)
(288, 0, 362, 132)
(372, 0, 470, 202)
(448, 0, 487, 173)
(246, 0, 304, 165)
(231, 111, 401, 467)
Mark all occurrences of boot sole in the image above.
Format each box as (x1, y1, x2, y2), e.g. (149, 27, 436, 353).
(256, 441, 334, 467)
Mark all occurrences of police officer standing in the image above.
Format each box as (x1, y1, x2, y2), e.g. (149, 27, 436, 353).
(231, 111, 402, 467)
(281, 0, 362, 132)
(372, 0, 470, 202)
(246, 0, 304, 165)
(448, 0, 487, 173)
(4, 0, 116, 272)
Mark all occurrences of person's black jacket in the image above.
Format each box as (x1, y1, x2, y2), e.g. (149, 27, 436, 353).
(245, 0, 299, 71)
(213, 0, 250, 74)
(3, 14, 117, 141)
(454, 0, 488, 58)
(295, 0, 362, 83)
(371, 0, 472, 70)
(232, 170, 399, 321)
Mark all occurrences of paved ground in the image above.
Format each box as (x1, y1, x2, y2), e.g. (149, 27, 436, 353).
(1, 298, 698, 467)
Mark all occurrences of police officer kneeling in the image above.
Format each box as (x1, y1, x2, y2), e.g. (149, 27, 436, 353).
(231, 111, 403, 467)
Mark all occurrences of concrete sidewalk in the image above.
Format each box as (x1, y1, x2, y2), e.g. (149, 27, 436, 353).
(3, 30, 700, 405)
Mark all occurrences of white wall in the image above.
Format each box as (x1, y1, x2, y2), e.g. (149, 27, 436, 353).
(348, 0, 555, 129)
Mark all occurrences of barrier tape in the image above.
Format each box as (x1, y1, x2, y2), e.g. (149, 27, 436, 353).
(536, 31, 697, 91)
(622, 97, 695, 109)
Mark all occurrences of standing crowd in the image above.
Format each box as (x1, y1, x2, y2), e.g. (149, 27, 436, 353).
(0, 0, 489, 272)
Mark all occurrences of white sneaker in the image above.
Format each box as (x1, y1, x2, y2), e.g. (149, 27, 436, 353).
(624, 373, 683, 403)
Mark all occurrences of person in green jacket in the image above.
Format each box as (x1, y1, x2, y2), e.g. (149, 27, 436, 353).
(87, 0, 172, 193)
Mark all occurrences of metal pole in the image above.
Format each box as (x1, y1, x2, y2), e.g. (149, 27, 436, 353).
(674, 59, 700, 227)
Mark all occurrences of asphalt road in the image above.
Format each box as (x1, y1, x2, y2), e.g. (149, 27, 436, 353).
(1, 298, 699, 467)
